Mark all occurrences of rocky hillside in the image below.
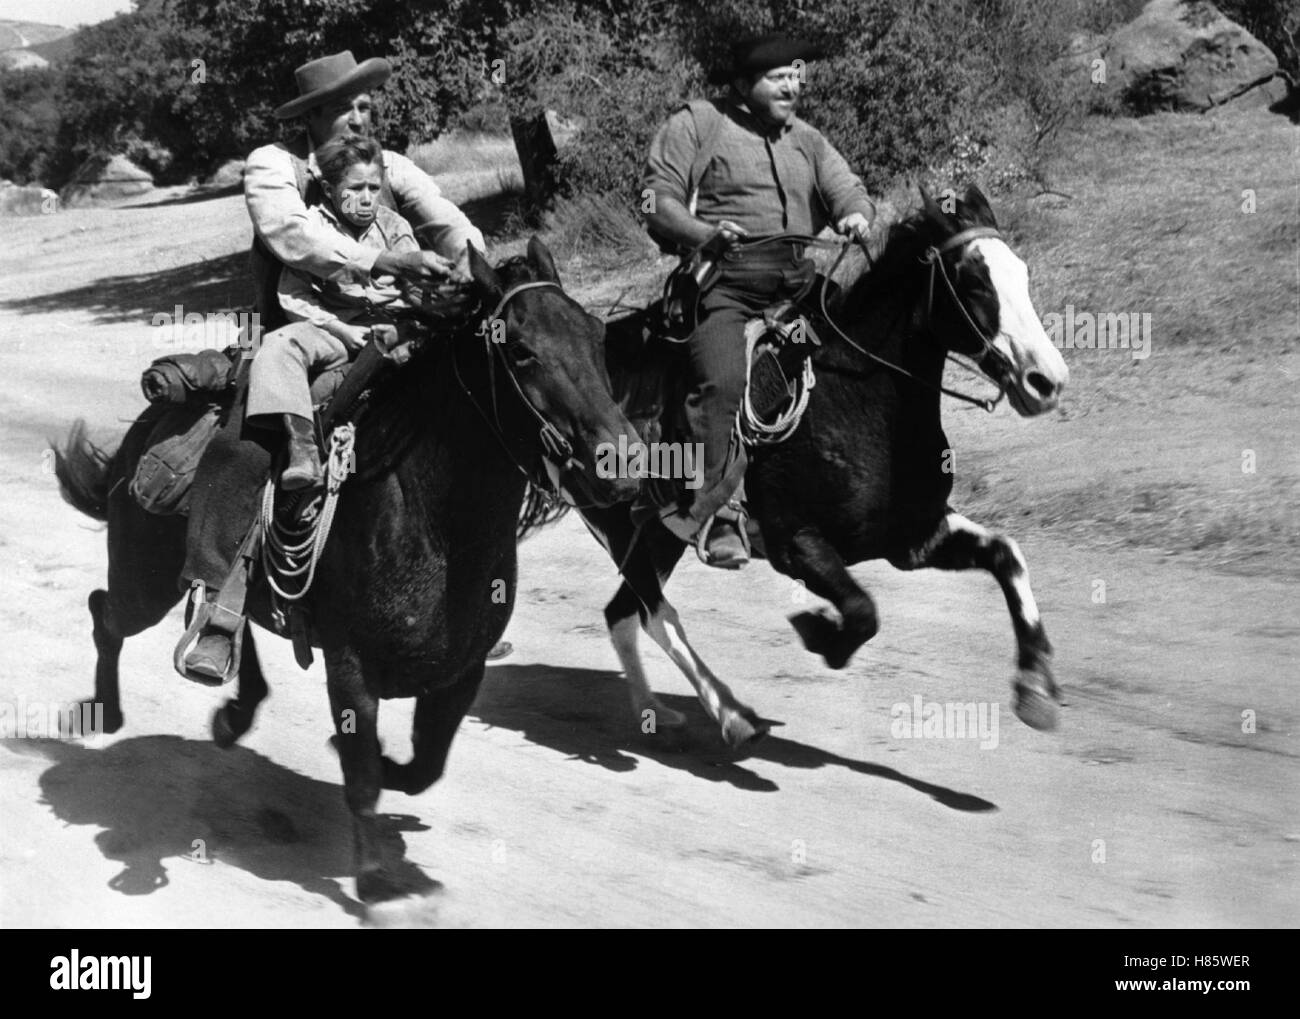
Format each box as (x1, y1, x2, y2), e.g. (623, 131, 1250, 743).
(0, 20, 75, 70)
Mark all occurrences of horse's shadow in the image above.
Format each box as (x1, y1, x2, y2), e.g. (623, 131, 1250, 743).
(474, 663, 997, 812)
(10, 663, 991, 917)
(6, 735, 429, 919)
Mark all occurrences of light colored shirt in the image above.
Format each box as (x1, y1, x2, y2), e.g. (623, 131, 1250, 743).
(643, 95, 874, 236)
(245, 140, 485, 287)
(277, 203, 419, 329)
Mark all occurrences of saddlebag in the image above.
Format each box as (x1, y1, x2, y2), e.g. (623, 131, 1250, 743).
(129, 401, 222, 515)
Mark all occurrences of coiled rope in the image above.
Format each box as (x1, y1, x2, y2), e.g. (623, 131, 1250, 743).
(737, 317, 816, 446)
(259, 423, 356, 602)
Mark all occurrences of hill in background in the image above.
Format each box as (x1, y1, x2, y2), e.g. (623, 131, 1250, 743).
(0, 20, 76, 70)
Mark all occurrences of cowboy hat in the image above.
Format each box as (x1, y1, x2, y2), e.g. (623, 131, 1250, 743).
(273, 51, 391, 120)
(708, 33, 824, 86)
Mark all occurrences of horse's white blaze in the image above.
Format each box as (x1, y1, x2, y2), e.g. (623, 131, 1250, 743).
(971, 237, 1068, 415)
(946, 513, 1040, 629)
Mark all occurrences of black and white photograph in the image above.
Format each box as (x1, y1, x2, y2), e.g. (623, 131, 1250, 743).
(0, 0, 1295, 942)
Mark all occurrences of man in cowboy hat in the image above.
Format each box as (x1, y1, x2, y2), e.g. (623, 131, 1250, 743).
(642, 33, 876, 567)
(247, 50, 484, 330)
(178, 50, 502, 683)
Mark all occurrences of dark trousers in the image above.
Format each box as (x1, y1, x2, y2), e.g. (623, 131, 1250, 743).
(684, 252, 816, 524)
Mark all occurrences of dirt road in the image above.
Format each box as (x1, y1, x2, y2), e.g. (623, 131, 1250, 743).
(1, 118, 1296, 927)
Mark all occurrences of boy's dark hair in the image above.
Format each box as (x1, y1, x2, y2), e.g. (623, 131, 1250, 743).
(316, 135, 384, 189)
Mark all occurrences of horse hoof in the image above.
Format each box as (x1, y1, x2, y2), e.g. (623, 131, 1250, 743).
(790, 610, 835, 656)
(721, 710, 770, 752)
(356, 862, 439, 906)
(59, 700, 122, 739)
(365, 890, 449, 929)
(211, 704, 251, 749)
(1013, 673, 1059, 731)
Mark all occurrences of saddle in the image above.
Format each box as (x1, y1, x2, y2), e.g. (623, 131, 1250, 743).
(613, 290, 824, 514)
(128, 337, 387, 518)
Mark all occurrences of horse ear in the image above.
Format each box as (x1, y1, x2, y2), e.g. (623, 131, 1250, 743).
(919, 184, 947, 224)
(527, 235, 560, 284)
(466, 243, 502, 301)
(962, 184, 997, 228)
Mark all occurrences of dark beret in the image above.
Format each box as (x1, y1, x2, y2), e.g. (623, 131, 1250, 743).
(709, 33, 824, 85)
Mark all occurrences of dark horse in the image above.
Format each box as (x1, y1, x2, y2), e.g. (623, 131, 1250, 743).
(577, 186, 1070, 747)
(53, 239, 640, 903)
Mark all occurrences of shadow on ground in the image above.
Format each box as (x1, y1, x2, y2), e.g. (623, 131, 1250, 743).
(473, 662, 997, 811)
(127, 184, 243, 208)
(0, 252, 249, 325)
(6, 735, 433, 919)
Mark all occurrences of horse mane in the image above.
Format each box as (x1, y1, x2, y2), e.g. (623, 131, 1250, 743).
(837, 205, 946, 320)
(343, 253, 571, 539)
(823, 189, 999, 364)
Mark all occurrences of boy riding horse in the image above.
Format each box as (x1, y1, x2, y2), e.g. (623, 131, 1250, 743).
(642, 34, 877, 567)
(180, 51, 496, 682)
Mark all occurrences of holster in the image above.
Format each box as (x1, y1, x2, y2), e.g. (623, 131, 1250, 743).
(660, 233, 728, 341)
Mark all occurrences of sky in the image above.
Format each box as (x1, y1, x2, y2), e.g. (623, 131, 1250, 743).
(0, 0, 131, 29)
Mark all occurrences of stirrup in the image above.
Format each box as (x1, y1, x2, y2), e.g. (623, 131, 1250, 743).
(174, 581, 245, 685)
(694, 500, 752, 568)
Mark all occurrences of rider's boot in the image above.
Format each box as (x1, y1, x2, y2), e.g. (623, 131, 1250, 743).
(179, 584, 244, 686)
(660, 495, 750, 570)
(280, 413, 322, 490)
(700, 488, 750, 568)
(185, 628, 233, 684)
(702, 516, 750, 569)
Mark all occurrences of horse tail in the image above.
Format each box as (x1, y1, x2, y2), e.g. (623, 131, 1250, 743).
(517, 481, 570, 541)
(52, 419, 116, 523)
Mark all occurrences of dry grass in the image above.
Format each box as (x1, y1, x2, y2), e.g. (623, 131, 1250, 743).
(539, 193, 657, 266)
(946, 106, 1300, 577)
(407, 131, 524, 207)
(408, 131, 519, 177)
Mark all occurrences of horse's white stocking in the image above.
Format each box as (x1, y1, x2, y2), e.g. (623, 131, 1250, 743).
(639, 600, 766, 747)
(609, 614, 686, 728)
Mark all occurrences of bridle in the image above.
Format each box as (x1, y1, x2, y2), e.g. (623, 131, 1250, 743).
(815, 224, 1014, 411)
(450, 279, 585, 501)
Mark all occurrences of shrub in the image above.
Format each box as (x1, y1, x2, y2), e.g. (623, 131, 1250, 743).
(0, 66, 62, 185)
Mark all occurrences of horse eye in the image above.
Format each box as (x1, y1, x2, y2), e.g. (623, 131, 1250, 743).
(509, 340, 538, 364)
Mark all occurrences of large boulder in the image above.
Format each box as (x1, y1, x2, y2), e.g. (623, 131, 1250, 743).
(1104, 0, 1279, 113)
(0, 180, 57, 216)
(60, 153, 154, 208)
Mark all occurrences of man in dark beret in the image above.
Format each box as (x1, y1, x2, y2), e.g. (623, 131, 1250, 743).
(642, 34, 876, 567)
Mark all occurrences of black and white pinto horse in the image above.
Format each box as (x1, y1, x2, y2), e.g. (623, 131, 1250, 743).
(580, 186, 1070, 746)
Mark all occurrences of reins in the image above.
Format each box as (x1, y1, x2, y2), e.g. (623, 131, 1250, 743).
(452, 280, 586, 503)
(813, 226, 1009, 411)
